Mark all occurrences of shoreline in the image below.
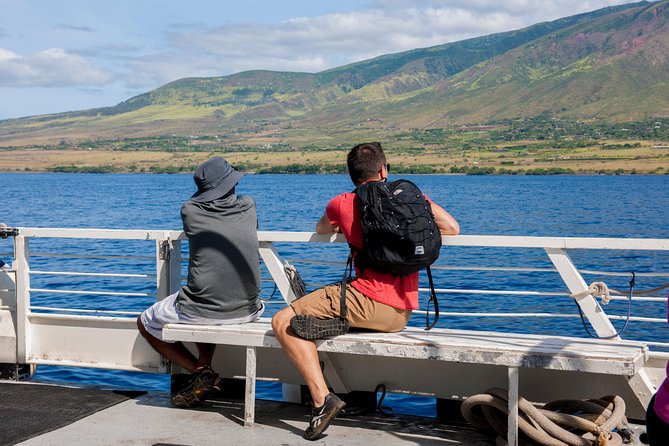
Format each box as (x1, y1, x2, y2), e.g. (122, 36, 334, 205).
(1, 145, 668, 175)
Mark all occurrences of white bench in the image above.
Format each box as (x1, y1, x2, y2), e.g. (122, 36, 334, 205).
(162, 318, 648, 445)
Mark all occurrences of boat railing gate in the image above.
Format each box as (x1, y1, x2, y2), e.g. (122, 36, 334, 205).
(0, 228, 667, 431)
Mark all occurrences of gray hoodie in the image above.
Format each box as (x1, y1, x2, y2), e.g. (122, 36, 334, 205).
(176, 194, 262, 320)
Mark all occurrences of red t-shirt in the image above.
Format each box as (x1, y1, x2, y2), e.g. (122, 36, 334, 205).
(325, 192, 420, 310)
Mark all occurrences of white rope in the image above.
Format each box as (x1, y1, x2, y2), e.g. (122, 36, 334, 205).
(570, 281, 612, 304)
(461, 388, 630, 446)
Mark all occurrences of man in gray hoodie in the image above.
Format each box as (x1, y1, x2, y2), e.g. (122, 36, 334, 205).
(137, 157, 263, 408)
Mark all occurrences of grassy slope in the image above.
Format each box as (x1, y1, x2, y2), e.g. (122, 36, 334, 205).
(372, 1, 669, 125)
(1, 0, 667, 166)
(1, 2, 652, 145)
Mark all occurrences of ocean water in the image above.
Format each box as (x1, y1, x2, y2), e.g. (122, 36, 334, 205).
(1, 173, 668, 416)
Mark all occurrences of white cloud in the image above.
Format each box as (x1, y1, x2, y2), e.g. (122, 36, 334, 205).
(0, 1, 637, 90)
(0, 47, 113, 87)
(0, 48, 20, 61)
(148, 7, 512, 83)
(152, 0, 631, 86)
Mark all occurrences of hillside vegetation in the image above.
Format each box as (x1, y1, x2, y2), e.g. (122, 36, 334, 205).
(1, 1, 668, 174)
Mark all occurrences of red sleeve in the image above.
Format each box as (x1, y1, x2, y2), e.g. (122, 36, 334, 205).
(325, 195, 342, 226)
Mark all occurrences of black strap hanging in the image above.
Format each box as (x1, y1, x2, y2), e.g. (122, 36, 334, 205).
(425, 265, 439, 330)
(340, 250, 353, 320)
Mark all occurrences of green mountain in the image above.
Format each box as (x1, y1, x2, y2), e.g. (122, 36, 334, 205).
(1, 0, 666, 145)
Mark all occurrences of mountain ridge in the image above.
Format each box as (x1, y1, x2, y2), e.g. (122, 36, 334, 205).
(1, 0, 666, 146)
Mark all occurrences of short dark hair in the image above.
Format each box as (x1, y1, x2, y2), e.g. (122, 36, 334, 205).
(347, 142, 386, 185)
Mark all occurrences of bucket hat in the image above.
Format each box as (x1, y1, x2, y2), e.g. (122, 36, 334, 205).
(191, 157, 244, 202)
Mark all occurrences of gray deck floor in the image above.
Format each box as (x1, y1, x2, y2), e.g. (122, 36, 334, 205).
(12, 388, 651, 446)
(16, 391, 497, 446)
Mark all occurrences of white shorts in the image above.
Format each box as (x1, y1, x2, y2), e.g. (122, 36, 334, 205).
(139, 291, 265, 342)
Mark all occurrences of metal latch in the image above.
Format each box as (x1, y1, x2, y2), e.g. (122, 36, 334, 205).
(0, 224, 18, 239)
(159, 240, 172, 260)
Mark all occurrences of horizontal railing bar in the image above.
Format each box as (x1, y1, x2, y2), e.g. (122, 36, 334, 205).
(285, 259, 346, 266)
(284, 259, 668, 277)
(28, 312, 139, 323)
(601, 296, 668, 302)
(424, 288, 566, 297)
(17, 228, 669, 251)
(258, 285, 666, 301)
(288, 261, 560, 275)
(259, 299, 292, 305)
(31, 270, 155, 279)
(258, 232, 669, 251)
(607, 315, 666, 323)
(30, 306, 141, 316)
(433, 265, 556, 273)
(30, 288, 154, 297)
(286, 259, 562, 273)
(580, 269, 669, 278)
(29, 252, 154, 261)
(420, 288, 667, 301)
(411, 310, 666, 323)
(412, 310, 577, 318)
(18, 227, 185, 240)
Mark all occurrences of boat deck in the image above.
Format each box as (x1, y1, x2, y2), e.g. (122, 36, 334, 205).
(5, 381, 650, 446)
(10, 383, 496, 446)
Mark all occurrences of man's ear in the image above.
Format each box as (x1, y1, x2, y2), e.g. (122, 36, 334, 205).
(380, 164, 388, 180)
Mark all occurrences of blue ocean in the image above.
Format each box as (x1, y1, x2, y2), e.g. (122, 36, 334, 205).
(1, 173, 668, 416)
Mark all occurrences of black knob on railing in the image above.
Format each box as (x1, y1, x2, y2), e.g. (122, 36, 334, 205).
(0, 223, 19, 239)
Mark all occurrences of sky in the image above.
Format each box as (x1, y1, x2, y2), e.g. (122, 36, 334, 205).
(0, 0, 639, 120)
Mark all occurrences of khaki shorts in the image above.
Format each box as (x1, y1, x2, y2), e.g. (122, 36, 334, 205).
(290, 283, 411, 333)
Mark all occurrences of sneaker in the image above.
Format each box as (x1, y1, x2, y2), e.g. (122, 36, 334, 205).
(170, 366, 217, 408)
(304, 393, 346, 440)
(290, 315, 349, 340)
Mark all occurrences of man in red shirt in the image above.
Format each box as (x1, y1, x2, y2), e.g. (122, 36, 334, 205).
(272, 142, 459, 440)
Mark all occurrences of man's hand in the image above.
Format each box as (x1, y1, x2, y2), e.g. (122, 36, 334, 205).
(316, 214, 340, 234)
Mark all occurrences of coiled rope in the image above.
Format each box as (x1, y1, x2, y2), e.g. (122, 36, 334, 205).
(461, 388, 631, 446)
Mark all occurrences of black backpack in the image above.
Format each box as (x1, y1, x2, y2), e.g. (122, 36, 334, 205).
(340, 179, 442, 330)
(355, 179, 442, 275)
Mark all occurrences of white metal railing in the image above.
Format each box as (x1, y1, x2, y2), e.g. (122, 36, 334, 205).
(9, 228, 669, 327)
(3, 228, 668, 368)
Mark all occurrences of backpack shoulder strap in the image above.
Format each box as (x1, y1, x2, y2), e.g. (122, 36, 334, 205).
(424, 265, 440, 330)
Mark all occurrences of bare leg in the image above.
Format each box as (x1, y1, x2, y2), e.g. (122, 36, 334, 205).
(272, 307, 330, 407)
(195, 343, 216, 369)
(137, 317, 199, 373)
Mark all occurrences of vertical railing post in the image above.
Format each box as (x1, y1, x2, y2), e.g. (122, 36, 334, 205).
(155, 234, 177, 373)
(507, 367, 519, 446)
(258, 241, 296, 304)
(545, 247, 618, 338)
(13, 235, 30, 364)
(169, 240, 182, 295)
(155, 234, 175, 302)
